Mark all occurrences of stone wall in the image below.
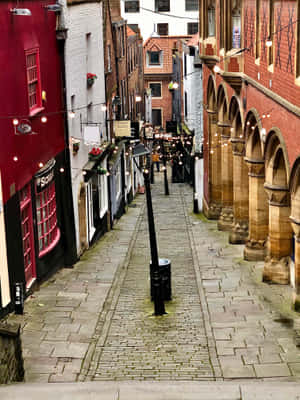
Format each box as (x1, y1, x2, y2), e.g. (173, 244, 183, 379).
(0, 322, 24, 384)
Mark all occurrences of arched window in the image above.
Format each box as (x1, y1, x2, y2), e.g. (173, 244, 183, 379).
(232, 0, 241, 48)
(207, 0, 215, 37)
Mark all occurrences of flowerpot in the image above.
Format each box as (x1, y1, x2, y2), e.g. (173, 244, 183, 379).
(87, 78, 95, 88)
(88, 154, 101, 161)
(72, 143, 80, 155)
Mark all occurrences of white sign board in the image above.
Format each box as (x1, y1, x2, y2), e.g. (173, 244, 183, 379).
(114, 120, 131, 137)
(84, 126, 101, 145)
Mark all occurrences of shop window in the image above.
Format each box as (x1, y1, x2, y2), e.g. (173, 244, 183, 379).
(125, 0, 139, 12)
(148, 51, 163, 66)
(99, 162, 108, 218)
(155, 0, 170, 12)
(36, 181, 60, 257)
(207, 1, 215, 37)
(232, 0, 241, 48)
(157, 23, 169, 36)
(20, 185, 36, 287)
(149, 82, 162, 97)
(188, 22, 199, 35)
(186, 0, 198, 11)
(25, 49, 42, 114)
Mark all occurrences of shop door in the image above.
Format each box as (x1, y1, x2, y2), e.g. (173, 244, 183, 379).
(20, 185, 36, 289)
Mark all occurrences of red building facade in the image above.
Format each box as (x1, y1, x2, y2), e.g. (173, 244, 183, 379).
(0, 0, 76, 316)
(199, 0, 300, 309)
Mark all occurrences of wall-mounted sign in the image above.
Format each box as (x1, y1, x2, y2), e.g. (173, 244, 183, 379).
(114, 120, 131, 137)
(35, 159, 56, 193)
(84, 126, 101, 145)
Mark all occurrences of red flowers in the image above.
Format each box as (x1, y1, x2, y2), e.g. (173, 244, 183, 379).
(89, 147, 102, 156)
(87, 73, 97, 80)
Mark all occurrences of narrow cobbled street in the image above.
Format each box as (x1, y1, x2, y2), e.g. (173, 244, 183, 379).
(7, 171, 300, 387)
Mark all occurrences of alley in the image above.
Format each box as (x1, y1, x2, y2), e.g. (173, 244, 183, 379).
(7, 172, 300, 383)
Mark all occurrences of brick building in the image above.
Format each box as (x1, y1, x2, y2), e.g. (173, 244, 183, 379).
(199, 0, 300, 310)
(144, 36, 191, 130)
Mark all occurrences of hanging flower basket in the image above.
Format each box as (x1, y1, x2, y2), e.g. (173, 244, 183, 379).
(87, 73, 97, 88)
(88, 147, 102, 161)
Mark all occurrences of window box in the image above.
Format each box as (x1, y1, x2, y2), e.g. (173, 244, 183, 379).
(87, 73, 97, 88)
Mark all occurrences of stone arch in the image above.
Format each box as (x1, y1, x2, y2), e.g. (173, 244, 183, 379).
(263, 129, 292, 285)
(207, 74, 217, 112)
(229, 96, 249, 244)
(78, 182, 88, 254)
(204, 75, 221, 219)
(244, 109, 269, 261)
(289, 157, 300, 310)
(217, 84, 233, 232)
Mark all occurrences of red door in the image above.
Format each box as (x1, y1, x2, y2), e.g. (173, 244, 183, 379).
(20, 185, 36, 289)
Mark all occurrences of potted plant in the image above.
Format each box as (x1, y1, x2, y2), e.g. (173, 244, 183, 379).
(87, 73, 97, 88)
(88, 147, 102, 161)
(97, 166, 107, 175)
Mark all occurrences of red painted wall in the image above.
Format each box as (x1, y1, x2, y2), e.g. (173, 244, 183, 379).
(0, 1, 65, 203)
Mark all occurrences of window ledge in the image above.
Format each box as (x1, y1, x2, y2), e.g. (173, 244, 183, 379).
(38, 228, 61, 258)
(29, 106, 45, 117)
(295, 77, 300, 87)
(255, 57, 260, 66)
(268, 64, 274, 73)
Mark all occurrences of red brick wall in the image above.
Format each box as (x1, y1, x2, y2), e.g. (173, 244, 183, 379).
(145, 78, 173, 128)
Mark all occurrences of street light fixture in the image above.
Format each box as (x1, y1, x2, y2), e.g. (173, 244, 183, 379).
(133, 143, 166, 316)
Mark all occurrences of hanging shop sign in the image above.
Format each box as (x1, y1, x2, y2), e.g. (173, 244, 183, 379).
(35, 159, 56, 193)
(114, 120, 131, 137)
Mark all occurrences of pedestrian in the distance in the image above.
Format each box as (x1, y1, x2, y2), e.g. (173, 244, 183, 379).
(152, 152, 160, 172)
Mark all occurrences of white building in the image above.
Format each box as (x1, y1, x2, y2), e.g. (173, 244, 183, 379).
(121, 0, 199, 41)
(59, 0, 108, 255)
(182, 34, 203, 212)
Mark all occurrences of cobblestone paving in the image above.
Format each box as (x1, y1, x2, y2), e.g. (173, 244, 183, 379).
(84, 179, 214, 381)
(6, 171, 300, 384)
(183, 187, 300, 381)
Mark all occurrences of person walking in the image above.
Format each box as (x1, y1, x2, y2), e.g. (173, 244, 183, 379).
(152, 152, 160, 172)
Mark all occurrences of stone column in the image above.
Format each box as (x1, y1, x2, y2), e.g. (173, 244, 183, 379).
(244, 158, 268, 261)
(229, 138, 249, 244)
(203, 110, 222, 219)
(290, 218, 300, 311)
(263, 184, 292, 284)
(218, 122, 234, 231)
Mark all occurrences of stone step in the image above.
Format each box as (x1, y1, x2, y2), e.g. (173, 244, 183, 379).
(1, 381, 300, 399)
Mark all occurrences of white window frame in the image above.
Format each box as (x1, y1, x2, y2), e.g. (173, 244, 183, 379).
(99, 159, 108, 219)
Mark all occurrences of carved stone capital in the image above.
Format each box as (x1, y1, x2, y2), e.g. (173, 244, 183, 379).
(263, 256, 290, 285)
(244, 238, 267, 261)
(218, 207, 234, 232)
(290, 216, 300, 241)
(229, 220, 249, 244)
(231, 138, 245, 156)
(244, 157, 265, 178)
(203, 198, 221, 220)
(264, 183, 290, 207)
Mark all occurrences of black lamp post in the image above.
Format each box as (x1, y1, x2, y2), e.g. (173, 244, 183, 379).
(133, 143, 166, 315)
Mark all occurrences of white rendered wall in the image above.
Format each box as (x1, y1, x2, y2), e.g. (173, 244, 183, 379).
(61, 1, 106, 255)
(121, 0, 199, 41)
(183, 49, 202, 151)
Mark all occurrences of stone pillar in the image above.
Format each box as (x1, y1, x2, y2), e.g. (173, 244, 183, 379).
(290, 218, 300, 311)
(263, 184, 292, 284)
(244, 158, 268, 261)
(229, 138, 249, 244)
(204, 110, 222, 219)
(218, 122, 234, 231)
